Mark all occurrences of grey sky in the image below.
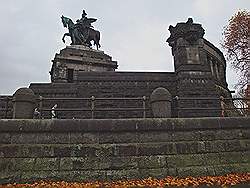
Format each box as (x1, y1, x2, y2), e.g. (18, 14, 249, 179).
(0, 0, 249, 94)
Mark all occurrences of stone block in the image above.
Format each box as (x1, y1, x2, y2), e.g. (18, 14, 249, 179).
(139, 168, 169, 179)
(213, 164, 238, 176)
(166, 154, 205, 168)
(204, 140, 227, 153)
(138, 143, 176, 156)
(21, 170, 59, 181)
(11, 133, 38, 144)
(136, 119, 173, 131)
(172, 131, 200, 141)
(95, 145, 113, 158)
(110, 156, 137, 170)
(60, 157, 74, 170)
(74, 170, 107, 181)
(70, 132, 98, 144)
(0, 172, 21, 185)
(106, 169, 140, 180)
(0, 145, 19, 158)
(0, 133, 11, 144)
(54, 145, 72, 157)
(171, 118, 203, 131)
(240, 139, 250, 151)
(0, 158, 14, 173)
(241, 129, 250, 139)
(12, 158, 35, 171)
(206, 166, 216, 176)
(202, 153, 221, 166)
(137, 156, 166, 169)
(225, 140, 245, 152)
(175, 142, 200, 154)
(241, 151, 250, 163)
(72, 145, 97, 157)
(177, 166, 208, 177)
(199, 130, 216, 141)
(113, 144, 137, 156)
(219, 117, 249, 129)
(52, 119, 88, 132)
(99, 132, 137, 144)
(228, 163, 250, 173)
(138, 131, 172, 143)
(37, 133, 70, 144)
(219, 152, 244, 165)
(0, 145, 54, 158)
(34, 158, 60, 171)
(26, 145, 54, 157)
(72, 157, 98, 170)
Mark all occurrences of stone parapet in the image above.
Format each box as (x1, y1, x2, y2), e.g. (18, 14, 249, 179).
(0, 117, 249, 184)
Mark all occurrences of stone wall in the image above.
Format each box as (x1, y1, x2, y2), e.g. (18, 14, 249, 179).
(0, 96, 12, 119)
(29, 72, 177, 119)
(0, 117, 249, 184)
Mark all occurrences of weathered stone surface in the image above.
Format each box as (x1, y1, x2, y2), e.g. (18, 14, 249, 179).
(70, 132, 98, 144)
(50, 45, 118, 83)
(0, 133, 11, 144)
(138, 143, 177, 155)
(166, 154, 206, 168)
(106, 169, 140, 180)
(137, 156, 165, 169)
(150, 87, 172, 118)
(110, 157, 137, 170)
(0, 117, 249, 184)
(138, 131, 172, 143)
(34, 158, 60, 171)
(177, 166, 208, 177)
(12, 88, 36, 119)
(99, 132, 137, 144)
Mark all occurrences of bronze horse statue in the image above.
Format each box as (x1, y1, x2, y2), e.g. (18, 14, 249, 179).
(61, 15, 101, 50)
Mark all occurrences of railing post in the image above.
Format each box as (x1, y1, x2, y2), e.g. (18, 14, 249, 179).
(142, 96, 146, 118)
(150, 88, 172, 118)
(5, 97, 9, 119)
(175, 96, 180, 118)
(12, 88, 36, 119)
(91, 96, 95, 119)
(39, 96, 43, 119)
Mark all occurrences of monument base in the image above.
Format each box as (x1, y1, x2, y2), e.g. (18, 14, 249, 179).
(50, 45, 118, 83)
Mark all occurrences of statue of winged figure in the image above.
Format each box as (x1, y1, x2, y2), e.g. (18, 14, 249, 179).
(61, 10, 101, 49)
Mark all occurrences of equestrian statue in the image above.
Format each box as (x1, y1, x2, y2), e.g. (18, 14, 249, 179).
(61, 10, 101, 50)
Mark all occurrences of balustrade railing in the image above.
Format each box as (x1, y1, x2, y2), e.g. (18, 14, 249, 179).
(0, 96, 249, 119)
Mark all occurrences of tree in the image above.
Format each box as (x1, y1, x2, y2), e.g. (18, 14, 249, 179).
(222, 10, 250, 90)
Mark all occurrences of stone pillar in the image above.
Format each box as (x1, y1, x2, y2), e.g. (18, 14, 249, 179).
(150, 87, 172, 118)
(12, 88, 36, 119)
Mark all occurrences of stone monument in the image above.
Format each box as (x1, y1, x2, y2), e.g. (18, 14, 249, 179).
(50, 10, 118, 83)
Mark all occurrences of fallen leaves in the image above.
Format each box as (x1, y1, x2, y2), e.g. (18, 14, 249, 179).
(0, 173, 249, 187)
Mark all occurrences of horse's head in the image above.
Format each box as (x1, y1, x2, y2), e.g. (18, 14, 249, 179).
(61, 15, 69, 28)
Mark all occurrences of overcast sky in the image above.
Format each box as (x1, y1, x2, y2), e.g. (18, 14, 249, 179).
(0, 0, 249, 95)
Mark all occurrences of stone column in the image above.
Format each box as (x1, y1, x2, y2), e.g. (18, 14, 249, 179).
(12, 88, 36, 119)
(150, 87, 172, 118)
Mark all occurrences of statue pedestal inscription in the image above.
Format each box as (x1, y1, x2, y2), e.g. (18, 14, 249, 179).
(50, 45, 118, 83)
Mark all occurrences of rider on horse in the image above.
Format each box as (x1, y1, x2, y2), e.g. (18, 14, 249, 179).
(75, 10, 97, 45)
(61, 10, 101, 50)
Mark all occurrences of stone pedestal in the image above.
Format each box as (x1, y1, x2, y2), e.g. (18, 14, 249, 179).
(12, 88, 36, 119)
(150, 87, 172, 118)
(50, 45, 118, 83)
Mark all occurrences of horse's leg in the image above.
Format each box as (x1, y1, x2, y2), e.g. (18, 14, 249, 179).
(95, 31, 101, 50)
(62, 33, 70, 43)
